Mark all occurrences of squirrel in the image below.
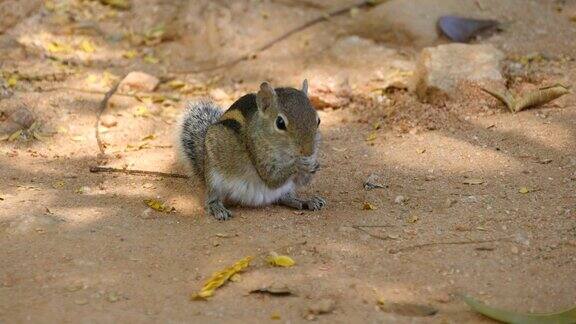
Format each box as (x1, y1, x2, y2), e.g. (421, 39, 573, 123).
(177, 80, 326, 220)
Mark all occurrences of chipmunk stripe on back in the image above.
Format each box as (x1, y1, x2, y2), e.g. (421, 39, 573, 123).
(220, 109, 245, 126)
(219, 119, 242, 134)
(227, 94, 258, 121)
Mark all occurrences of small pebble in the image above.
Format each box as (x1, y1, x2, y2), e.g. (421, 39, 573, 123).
(394, 195, 406, 204)
(100, 115, 118, 128)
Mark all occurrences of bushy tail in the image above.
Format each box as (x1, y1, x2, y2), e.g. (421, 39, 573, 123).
(177, 100, 223, 177)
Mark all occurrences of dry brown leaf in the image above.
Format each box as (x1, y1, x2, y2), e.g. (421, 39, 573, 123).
(482, 84, 570, 113)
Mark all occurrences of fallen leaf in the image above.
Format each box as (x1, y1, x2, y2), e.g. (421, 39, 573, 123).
(52, 180, 65, 189)
(143, 54, 160, 64)
(482, 84, 570, 113)
(144, 199, 174, 213)
(79, 39, 96, 53)
(366, 132, 377, 142)
(7, 75, 18, 87)
(406, 215, 420, 223)
(416, 148, 426, 154)
(46, 41, 72, 54)
(99, 0, 131, 10)
(363, 202, 377, 210)
(8, 129, 22, 141)
(106, 292, 120, 303)
(71, 135, 84, 142)
(191, 256, 253, 300)
(267, 252, 295, 267)
(378, 299, 438, 317)
(518, 187, 530, 194)
(167, 80, 186, 90)
(141, 134, 156, 141)
(122, 50, 138, 59)
(463, 178, 484, 185)
(250, 283, 294, 296)
(462, 294, 576, 324)
(229, 274, 241, 282)
(270, 313, 281, 320)
(133, 105, 150, 117)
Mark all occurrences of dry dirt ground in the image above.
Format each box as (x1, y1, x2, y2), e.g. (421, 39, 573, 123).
(1, 0, 576, 323)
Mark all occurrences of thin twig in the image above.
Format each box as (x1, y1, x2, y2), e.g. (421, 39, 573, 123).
(89, 166, 189, 179)
(173, 0, 379, 74)
(351, 225, 396, 241)
(389, 238, 513, 254)
(24, 87, 181, 101)
(95, 79, 123, 155)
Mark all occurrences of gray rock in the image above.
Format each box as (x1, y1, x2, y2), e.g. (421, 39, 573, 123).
(414, 44, 504, 98)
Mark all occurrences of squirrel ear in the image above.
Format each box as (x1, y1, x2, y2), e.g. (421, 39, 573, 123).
(256, 82, 278, 113)
(301, 79, 308, 95)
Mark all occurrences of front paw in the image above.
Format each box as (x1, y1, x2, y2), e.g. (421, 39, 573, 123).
(297, 157, 319, 174)
(302, 195, 326, 211)
(207, 201, 233, 221)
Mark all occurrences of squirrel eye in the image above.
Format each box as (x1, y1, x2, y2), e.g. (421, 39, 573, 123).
(275, 116, 287, 131)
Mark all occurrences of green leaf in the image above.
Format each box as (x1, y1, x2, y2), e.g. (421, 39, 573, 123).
(462, 295, 576, 324)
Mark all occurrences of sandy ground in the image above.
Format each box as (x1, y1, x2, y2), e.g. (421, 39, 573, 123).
(1, 0, 576, 323)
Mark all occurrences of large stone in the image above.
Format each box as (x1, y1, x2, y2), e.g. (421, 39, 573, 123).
(353, 0, 481, 46)
(118, 71, 159, 92)
(414, 43, 504, 98)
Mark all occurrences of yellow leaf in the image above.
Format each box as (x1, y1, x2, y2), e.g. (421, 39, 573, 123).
(141, 134, 156, 141)
(46, 41, 72, 54)
(99, 0, 131, 10)
(271, 314, 281, 320)
(145, 24, 165, 40)
(519, 187, 530, 194)
(362, 202, 377, 210)
(52, 180, 65, 189)
(133, 105, 150, 117)
(7, 75, 18, 87)
(144, 54, 159, 64)
(144, 199, 174, 213)
(267, 252, 295, 267)
(229, 274, 241, 282)
(366, 132, 377, 142)
(191, 256, 253, 300)
(167, 80, 186, 89)
(406, 215, 419, 223)
(122, 50, 138, 59)
(79, 39, 96, 53)
(8, 129, 22, 141)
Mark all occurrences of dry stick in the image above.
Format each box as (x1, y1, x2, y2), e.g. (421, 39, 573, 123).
(89, 166, 189, 179)
(390, 238, 513, 254)
(95, 79, 122, 155)
(351, 225, 396, 241)
(29, 87, 181, 101)
(173, 0, 378, 74)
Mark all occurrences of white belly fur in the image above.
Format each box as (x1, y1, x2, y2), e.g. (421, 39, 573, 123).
(210, 171, 294, 206)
